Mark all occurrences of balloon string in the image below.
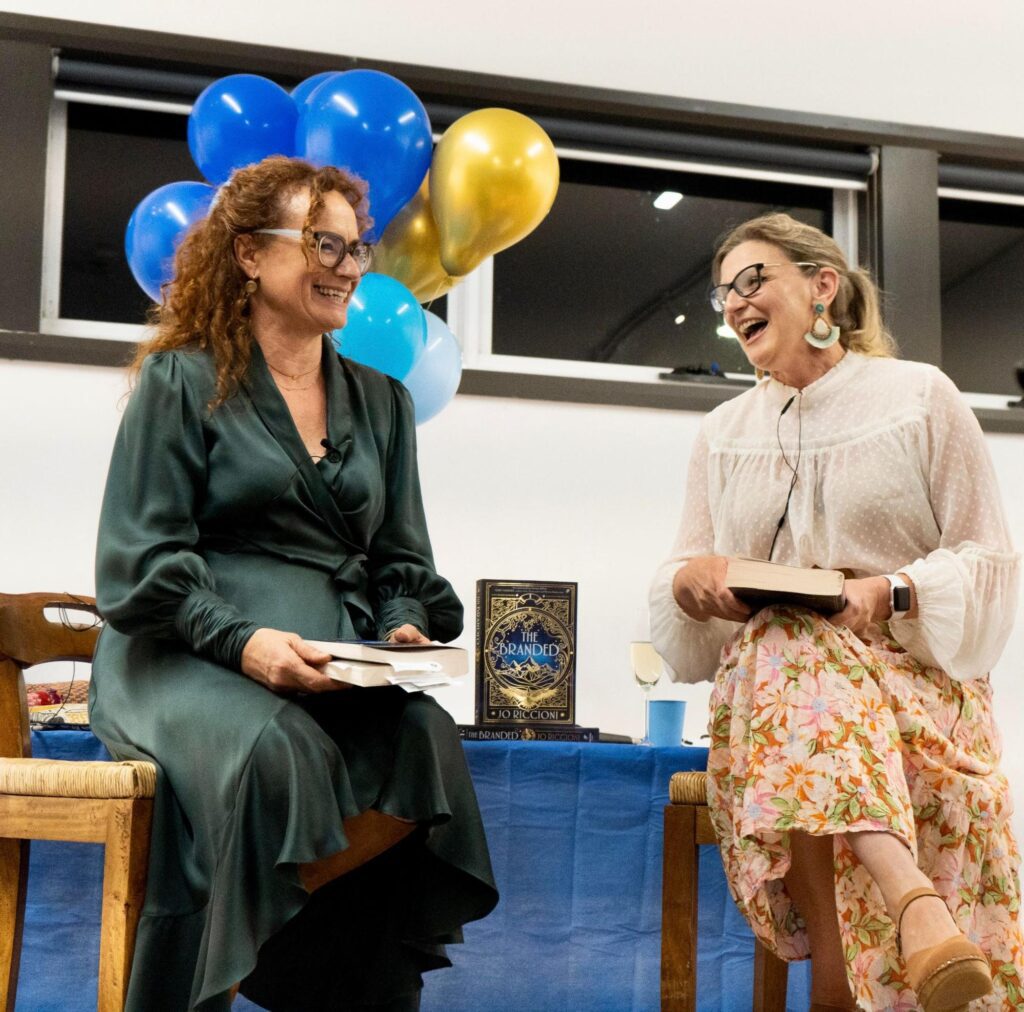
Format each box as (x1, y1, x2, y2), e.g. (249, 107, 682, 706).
(423, 276, 451, 312)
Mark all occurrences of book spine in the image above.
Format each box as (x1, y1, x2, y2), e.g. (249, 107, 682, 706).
(458, 724, 599, 743)
(475, 580, 488, 725)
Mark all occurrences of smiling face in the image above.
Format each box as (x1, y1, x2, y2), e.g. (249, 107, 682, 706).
(717, 239, 833, 379)
(243, 187, 361, 341)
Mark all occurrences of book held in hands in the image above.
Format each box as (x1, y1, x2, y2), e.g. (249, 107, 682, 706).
(306, 640, 467, 692)
(724, 557, 847, 613)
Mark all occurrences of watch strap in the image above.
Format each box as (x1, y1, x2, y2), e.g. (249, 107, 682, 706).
(886, 574, 911, 618)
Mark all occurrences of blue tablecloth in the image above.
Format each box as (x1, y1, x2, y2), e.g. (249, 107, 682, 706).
(20, 730, 809, 1011)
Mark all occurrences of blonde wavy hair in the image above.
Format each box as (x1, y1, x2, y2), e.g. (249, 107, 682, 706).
(713, 212, 896, 359)
(130, 156, 372, 407)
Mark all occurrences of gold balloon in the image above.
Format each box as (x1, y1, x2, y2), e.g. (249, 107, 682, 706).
(374, 178, 456, 304)
(430, 108, 560, 278)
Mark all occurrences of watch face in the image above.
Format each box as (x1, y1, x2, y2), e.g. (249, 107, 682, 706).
(893, 585, 911, 613)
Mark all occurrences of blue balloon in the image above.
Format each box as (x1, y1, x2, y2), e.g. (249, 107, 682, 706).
(296, 70, 432, 239)
(332, 273, 426, 381)
(124, 181, 216, 302)
(402, 311, 463, 424)
(188, 74, 297, 186)
(291, 71, 338, 109)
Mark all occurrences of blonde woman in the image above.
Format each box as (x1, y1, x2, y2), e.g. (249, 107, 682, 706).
(650, 213, 1022, 1010)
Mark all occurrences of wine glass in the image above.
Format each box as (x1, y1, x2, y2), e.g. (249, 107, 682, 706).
(631, 641, 664, 745)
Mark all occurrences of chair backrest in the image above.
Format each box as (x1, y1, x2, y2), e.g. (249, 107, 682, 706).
(0, 593, 101, 761)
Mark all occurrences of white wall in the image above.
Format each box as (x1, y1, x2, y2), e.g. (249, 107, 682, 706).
(2, 360, 1022, 792)
(5, 0, 1024, 137)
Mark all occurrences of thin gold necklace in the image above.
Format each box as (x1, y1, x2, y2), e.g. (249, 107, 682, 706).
(266, 358, 321, 393)
(266, 362, 317, 381)
(272, 372, 322, 393)
(266, 359, 321, 382)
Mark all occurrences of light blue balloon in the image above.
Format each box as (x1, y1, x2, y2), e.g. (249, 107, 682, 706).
(291, 71, 338, 108)
(188, 74, 297, 186)
(296, 69, 432, 239)
(332, 273, 426, 381)
(402, 311, 463, 424)
(124, 181, 217, 302)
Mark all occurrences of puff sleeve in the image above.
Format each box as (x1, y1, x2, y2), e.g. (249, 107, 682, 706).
(95, 353, 259, 670)
(649, 425, 740, 683)
(888, 368, 1021, 679)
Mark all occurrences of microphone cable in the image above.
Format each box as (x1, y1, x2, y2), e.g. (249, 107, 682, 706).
(767, 392, 803, 561)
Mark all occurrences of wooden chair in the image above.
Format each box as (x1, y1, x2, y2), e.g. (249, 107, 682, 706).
(0, 592, 156, 1012)
(662, 770, 789, 1011)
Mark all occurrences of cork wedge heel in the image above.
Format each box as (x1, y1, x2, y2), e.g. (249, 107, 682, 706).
(897, 888, 992, 1012)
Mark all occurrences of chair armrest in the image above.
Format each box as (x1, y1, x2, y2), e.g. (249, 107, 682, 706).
(0, 758, 156, 799)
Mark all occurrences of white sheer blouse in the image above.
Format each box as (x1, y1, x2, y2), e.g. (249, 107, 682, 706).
(649, 352, 1020, 684)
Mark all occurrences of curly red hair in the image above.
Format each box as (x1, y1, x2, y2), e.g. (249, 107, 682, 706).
(131, 155, 372, 406)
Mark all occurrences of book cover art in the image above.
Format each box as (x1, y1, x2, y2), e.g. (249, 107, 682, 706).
(459, 723, 597, 742)
(475, 580, 578, 726)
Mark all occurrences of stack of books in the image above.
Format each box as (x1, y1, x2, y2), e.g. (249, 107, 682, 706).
(306, 641, 467, 692)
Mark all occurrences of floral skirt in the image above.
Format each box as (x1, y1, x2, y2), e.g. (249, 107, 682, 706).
(706, 607, 1024, 1010)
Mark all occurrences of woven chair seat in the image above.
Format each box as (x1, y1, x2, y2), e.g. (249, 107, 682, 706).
(0, 757, 156, 799)
(668, 770, 708, 805)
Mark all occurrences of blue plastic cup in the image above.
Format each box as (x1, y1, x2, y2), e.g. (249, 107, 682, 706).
(648, 700, 686, 747)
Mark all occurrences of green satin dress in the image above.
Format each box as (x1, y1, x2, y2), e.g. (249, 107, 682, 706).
(89, 338, 497, 1011)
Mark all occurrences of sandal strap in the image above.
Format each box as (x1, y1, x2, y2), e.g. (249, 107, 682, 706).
(895, 887, 941, 951)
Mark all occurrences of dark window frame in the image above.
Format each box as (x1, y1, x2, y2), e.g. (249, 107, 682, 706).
(1, 12, 1022, 432)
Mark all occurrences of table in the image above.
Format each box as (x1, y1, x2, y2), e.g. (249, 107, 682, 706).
(20, 731, 809, 1011)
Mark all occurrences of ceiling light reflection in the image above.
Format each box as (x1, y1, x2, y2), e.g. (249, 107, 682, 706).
(653, 191, 684, 210)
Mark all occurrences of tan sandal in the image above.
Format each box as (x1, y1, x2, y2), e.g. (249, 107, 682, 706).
(896, 887, 992, 1011)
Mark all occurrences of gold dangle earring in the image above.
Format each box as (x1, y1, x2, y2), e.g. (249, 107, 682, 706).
(804, 302, 840, 349)
(243, 277, 259, 298)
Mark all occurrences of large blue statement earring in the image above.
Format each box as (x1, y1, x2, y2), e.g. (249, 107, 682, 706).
(804, 302, 840, 349)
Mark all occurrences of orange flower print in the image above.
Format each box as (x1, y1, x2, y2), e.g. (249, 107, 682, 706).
(706, 607, 1024, 1010)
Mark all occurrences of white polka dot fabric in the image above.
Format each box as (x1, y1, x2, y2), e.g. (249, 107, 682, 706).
(649, 351, 1020, 683)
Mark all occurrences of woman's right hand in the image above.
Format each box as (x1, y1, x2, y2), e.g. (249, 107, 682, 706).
(672, 556, 752, 624)
(240, 628, 348, 694)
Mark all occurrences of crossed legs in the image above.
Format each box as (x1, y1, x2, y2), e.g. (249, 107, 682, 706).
(785, 829, 965, 1008)
(298, 809, 418, 892)
(229, 811, 418, 1005)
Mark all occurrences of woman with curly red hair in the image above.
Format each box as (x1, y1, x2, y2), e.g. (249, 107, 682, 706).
(91, 155, 496, 1011)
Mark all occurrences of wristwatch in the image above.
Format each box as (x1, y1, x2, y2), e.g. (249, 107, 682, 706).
(884, 574, 912, 619)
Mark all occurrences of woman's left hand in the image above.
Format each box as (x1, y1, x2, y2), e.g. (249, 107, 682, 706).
(829, 577, 890, 635)
(387, 623, 430, 644)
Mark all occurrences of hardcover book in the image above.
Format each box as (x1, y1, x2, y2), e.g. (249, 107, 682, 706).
(725, 557, 846, 612)
(459, 723, 598, 742)
(475, 580, 578, 726)
(306, 640, 467, 692)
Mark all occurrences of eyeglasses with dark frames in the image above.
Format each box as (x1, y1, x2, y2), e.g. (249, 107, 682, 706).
(254, 229, 375, 274)
(709, 261, 818, 313)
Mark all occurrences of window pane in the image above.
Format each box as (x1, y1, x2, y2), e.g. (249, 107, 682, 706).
(491, 159, 832, 375)
(61, 102, 198, 324)
(940, 198, 1024, 397)
(60, 101, 448, 329)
